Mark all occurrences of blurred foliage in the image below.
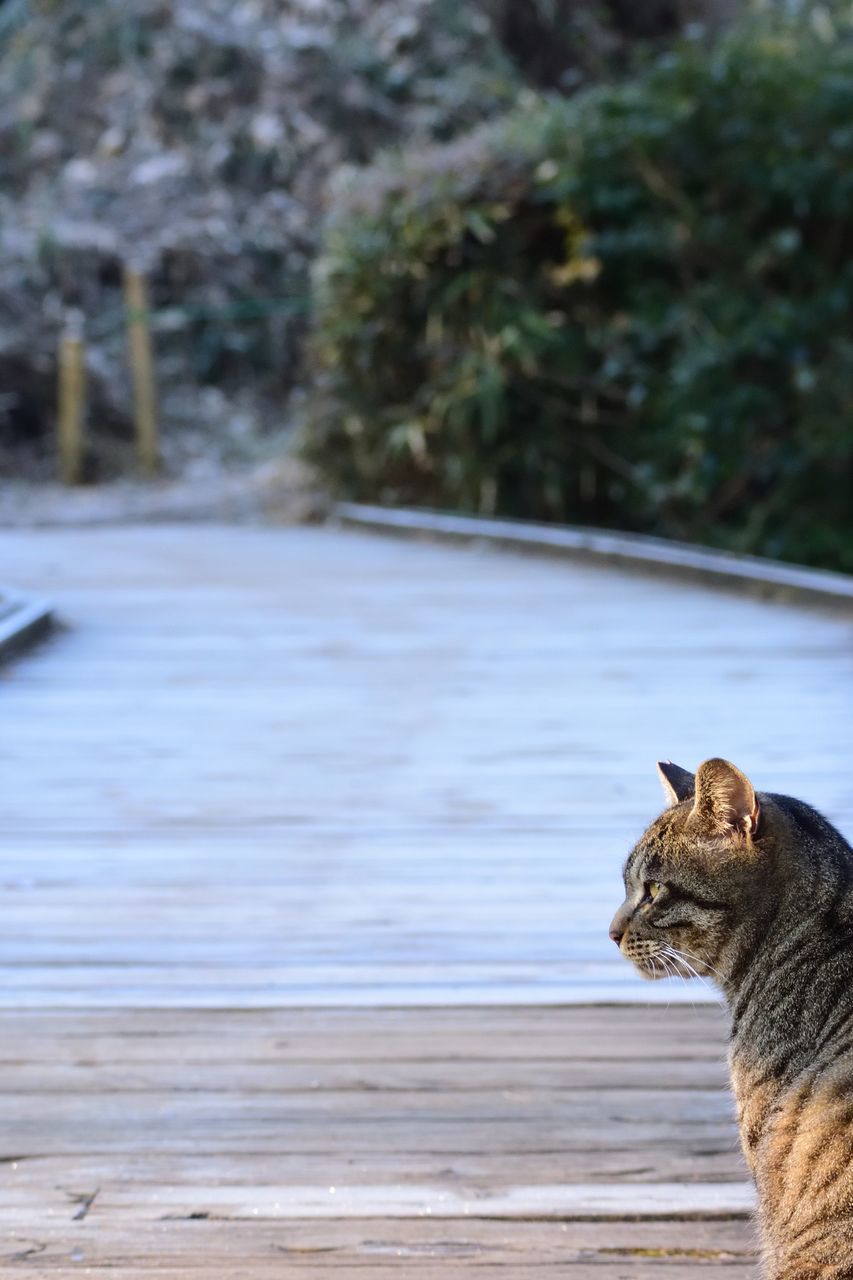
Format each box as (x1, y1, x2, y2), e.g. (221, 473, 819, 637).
(0, 0, 523, 476)
(306, 4, 853, 571)
(485, 0, 733, 93)
(0, 0, 745, 479)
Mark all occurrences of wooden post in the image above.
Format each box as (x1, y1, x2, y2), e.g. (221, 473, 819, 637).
(123, 264, 160, 476)
(57, 311, 86, 485)
(579, 393, 597, 505)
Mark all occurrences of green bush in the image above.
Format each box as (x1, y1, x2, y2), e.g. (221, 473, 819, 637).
(305, 7, 853, 571)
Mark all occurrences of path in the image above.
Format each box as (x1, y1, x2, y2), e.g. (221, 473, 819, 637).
(0, 522, 851, 1274)
(0, 1006, 754, 1277)
(1, 524, 851, 1006)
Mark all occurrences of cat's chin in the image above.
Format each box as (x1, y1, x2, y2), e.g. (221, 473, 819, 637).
(634, 959, 668, 981)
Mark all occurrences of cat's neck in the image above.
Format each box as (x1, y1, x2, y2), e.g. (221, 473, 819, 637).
(726, 900, 853, 1083)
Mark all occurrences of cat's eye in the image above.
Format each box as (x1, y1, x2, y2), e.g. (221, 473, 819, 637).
(646, 881, 664, 900)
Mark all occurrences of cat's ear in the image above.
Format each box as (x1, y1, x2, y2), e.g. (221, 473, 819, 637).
(691, 757, 760, 838)
(657, 761, 695, 807)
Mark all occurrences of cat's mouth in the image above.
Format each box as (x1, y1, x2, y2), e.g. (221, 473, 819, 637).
(628, 945, 699, 982)
(634, 953, 671, 981)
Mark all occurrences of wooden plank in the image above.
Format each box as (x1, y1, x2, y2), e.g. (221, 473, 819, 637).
(0, 1263, 757, 1278)
(0, 1149, 749, 1186)
(0, 1084, 736, 1120)
(56, 1181, 755, 1221)
(0, 1117, 739, 1158)
(0, 1219, 757, 1273)
(0, 1183, 755, 1225)
(0, 1006, 732, 1063)
(0, 1271, 755, 1280)
(0, 1219, 755, 1255)
(0, 1006, 752, 1274)
(0, 1004, 728, 1031)
(0, 1013, 742, 1213)
(0, 971, 720, 1008)
(0, 1057, 729, 1092)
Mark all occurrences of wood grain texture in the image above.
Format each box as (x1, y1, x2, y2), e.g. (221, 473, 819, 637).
(0, 1006, 756, 1275)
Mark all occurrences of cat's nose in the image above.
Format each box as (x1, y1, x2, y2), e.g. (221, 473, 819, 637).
(609, 905, 629, 946)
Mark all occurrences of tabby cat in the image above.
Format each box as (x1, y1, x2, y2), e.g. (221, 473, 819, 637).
(610, 758, 853, 1279)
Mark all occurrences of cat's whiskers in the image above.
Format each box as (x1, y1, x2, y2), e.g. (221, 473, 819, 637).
(657, 952, 677, 979)
(654, 952, 676, 1009)
(660, 944, 716, 998)
(663, 942, 724, 983)
(652, 948, 693, 1009)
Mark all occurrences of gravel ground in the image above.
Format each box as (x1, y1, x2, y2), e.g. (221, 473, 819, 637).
(0, 457, 326, 527)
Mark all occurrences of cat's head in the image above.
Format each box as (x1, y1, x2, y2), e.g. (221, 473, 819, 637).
(610, 758, 774, 988)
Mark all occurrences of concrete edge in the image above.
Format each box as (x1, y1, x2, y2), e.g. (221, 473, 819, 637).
(335, 503, 853, 612)
(0, 591, 56, 663)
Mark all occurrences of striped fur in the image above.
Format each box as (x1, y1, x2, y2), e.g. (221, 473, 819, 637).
(610, 758, 853, 1279)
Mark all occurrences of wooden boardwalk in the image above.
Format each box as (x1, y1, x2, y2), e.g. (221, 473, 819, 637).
(0, 1006, 755, 1277)
(0, 522, 851, 1274)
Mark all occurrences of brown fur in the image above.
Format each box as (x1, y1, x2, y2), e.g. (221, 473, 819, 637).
(611, 759, 853, 1278)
